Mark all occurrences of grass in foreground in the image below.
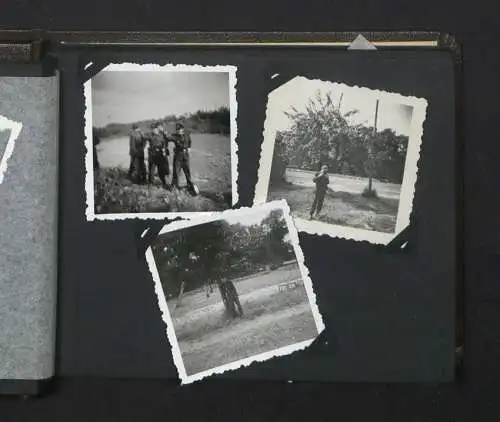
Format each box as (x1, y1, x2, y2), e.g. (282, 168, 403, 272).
(94, 168, 231, 214)
(174, 285, 310, 343)
(165, 265, 318, 375)
(268, 182, 399, 233)
(182, 306, 316, 375)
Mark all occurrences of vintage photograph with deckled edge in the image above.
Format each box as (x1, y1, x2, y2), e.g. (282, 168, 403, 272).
(84, 63, 238, 221)
(0, 116, 23, 185)
(145, 200, 325, 384)
(254, 76, 427, 245)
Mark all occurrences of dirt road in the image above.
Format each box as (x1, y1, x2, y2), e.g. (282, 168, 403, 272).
(285, 168, 401, 200)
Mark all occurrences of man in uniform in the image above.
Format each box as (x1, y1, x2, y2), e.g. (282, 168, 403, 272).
(171, 122, 195, 194)
(309, 164, 330, 219)
(128, 124, 147, 183)
(145, 122, 170, 188)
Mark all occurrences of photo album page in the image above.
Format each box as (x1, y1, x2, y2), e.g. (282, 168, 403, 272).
(0, 33, 460, 390)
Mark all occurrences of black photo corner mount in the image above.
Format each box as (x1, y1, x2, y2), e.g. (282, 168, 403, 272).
(134, 220, 167, 259)
(80, 61, 108, 83)
(384, 224, 415, 251)
(306, 322, 339, 355)
(268, 73, 297, 94)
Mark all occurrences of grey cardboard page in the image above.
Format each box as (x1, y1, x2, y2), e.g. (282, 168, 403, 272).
(0, 76, 59, 380)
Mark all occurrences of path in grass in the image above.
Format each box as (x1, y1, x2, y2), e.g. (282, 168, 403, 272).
(268, 183, 399, 233)
(167, 264, 319, 376)
(285, 168, 402, 200)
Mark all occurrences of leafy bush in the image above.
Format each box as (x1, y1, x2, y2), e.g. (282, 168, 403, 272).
(151, 209, 295, 297)
(276, 90, 409, 184)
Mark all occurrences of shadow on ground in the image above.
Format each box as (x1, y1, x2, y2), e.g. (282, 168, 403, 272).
(268, 182, 399, 233)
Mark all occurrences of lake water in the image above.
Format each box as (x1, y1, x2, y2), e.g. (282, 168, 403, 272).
(96, 133, 232, 192)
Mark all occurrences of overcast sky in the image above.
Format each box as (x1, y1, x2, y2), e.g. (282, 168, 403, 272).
(267, 76, 413, 138)
(91, 70, 230, 127)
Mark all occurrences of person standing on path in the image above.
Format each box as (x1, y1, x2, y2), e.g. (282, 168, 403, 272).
(310, 164, 330, 219)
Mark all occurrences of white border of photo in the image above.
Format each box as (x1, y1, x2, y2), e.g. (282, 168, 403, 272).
(0, 115, 23, 185)
(254, 77, 428, 245)
(84, 63, 239, 221)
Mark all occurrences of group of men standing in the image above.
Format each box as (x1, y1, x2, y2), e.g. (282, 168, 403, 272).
(128, 121, 196, 194)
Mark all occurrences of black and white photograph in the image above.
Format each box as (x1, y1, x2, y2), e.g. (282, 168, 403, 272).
(254, 76, 428, 244)
(145, 200, 324, 384)
(84, 63, 238, 221)
(0, 115, 22, 185)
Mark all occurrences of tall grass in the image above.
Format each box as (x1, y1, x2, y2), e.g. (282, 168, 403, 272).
(94, 168, 230, 214)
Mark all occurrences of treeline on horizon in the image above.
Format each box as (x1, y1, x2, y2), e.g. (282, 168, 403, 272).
(94, 106, 230, 139)
(270, 90, 410, 185)
(151, 209, 295, 298)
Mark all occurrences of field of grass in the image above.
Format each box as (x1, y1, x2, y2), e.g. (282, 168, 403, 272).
(268, 182, 399, 233)
(166, 264, 319, 376)
(94, 133, 232, 214)
(94, 168, 231, 214)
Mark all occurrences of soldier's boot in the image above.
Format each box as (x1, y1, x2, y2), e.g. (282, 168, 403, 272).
(171, 177, 179, 190)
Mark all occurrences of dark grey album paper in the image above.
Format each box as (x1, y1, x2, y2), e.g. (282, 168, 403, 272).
(0, 76, 59, 380)
(33, 35, 455, 384)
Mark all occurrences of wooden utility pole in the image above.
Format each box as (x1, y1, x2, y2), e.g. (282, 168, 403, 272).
(337, 93, 344, 112)
(367, 98, 379, 192)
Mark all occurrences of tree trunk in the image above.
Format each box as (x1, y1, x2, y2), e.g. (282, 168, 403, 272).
(228, 281, 243, 316)
(366, 98, 379, 193)
(174, 280, 186, 312)
(265, 239, 280, 270)
(217, 280, 243, 318)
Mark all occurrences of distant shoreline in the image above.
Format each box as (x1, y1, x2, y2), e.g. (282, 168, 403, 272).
(97, 131, 231, 143)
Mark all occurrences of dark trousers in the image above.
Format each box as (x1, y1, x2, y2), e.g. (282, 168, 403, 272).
(172, 150, 193, 189)
(128, 154, 147, 183)
(148, 149, 169, 185)
(93, 144, 99, 170)
(310, 189, 326, 215)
